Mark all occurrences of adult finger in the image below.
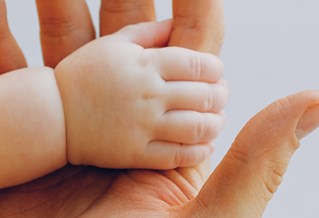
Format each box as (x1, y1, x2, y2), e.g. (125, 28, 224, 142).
(100, 0, 156, 36)
(0, 0, 26, 74)
(36, 0, 95, 68)
(182, 91, 319, 217)
(168, 0, 225, 184)
(169, 0, 224, 54)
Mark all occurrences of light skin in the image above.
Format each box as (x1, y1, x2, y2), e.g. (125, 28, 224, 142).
(0, 20, 227, 188)
(0, 67, 66, 188)
(1, 1, 319, 217)
(34, 0, 225, 184)
(56, 20, 228, 169)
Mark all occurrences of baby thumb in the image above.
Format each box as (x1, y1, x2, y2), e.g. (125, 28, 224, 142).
(183, 91, 319, 218)
(112, 19, 173, 48)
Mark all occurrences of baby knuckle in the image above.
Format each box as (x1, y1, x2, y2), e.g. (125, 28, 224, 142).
(209, 125, 221, 141)
(214, 56, 224, 73)
(173, 146, 183, 168)
(189, 53, 203, 80)
(197, 148, 208, 164)
(190, 117, 207, 142)
(205, 55, 224, 79)
(220, 85, 230, 108)
(212, 85, 229, 112)
(203, 85, 216, 112)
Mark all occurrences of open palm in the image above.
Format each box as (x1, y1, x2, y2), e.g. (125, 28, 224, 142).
(2, 90, 319, 217)
(1, 164, 208, 217)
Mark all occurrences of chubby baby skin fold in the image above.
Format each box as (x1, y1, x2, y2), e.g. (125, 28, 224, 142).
(0, 21, 228, 188)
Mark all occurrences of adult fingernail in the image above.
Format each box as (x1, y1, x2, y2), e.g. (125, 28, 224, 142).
(296, 104, 319, 139)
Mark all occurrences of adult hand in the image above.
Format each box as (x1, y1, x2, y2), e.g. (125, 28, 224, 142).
(35, 0, 224, 67)
(2, 89, 319, 217)
(1, 1, 319, 217)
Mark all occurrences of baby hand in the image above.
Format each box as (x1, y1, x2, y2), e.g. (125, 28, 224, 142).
(55, 20, 228, 169)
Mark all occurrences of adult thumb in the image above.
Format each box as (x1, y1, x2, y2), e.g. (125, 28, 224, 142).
(184, 91, 319, 217)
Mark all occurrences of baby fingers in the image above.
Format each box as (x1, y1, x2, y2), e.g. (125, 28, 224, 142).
(151, 47, 223, 83)
(139, 141, 213, 169)
(154, 111, 225, 144)
(164, 79, 228, 113)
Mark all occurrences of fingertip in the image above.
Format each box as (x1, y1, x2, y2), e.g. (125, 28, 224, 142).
(158, 18, 173, 26)
(155, 111, 224, 145)
(220, 80, 230, 108)
(211, 82, 229, 113)
(220, 110, 227, 120)
(193, 53, 224, 83)
(178, 144, 213, 168)
(218, 78, 228, 88)
(296, 104, 319, 140)
(212, 54, 224, 78)
(201, 53, 224, 83)
(157, 48, 224, 83)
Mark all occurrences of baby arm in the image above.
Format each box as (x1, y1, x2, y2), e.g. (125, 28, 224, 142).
(0, 67, 66, 188)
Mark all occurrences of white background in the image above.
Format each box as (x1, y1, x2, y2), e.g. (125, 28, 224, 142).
(6, 0, 319, 217)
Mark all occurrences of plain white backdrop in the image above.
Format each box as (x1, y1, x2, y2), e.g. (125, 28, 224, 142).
(5, 1, 319, 217)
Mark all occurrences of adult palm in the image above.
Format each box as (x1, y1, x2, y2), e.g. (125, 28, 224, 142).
(1, 1, 319, 217)
(2, 90, 319, 217)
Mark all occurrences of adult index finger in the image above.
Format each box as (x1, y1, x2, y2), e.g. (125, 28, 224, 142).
(0, 0, 26, 74)
(36, 0, 95, 68)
